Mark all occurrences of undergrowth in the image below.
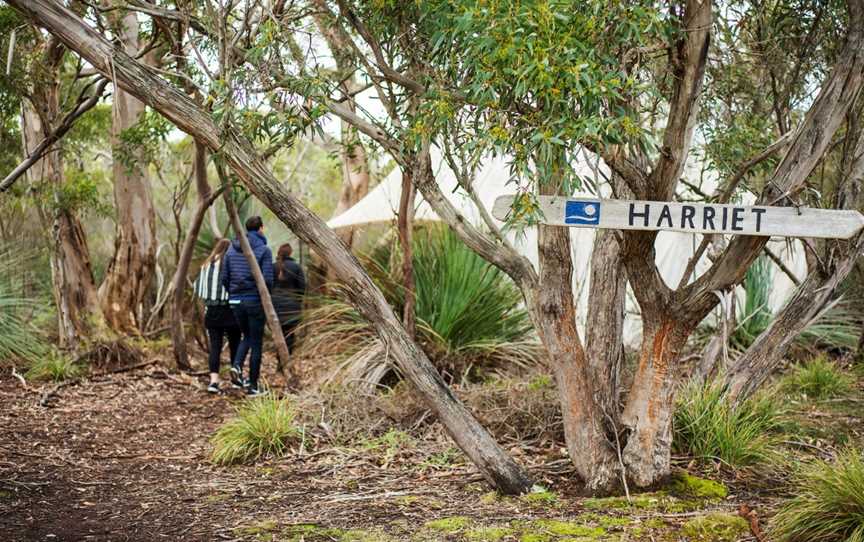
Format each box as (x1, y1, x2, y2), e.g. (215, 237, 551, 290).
(673, 380, 782, 468)
(299, 227, 540, 384)
(781, 356, 853, 400)
(25, 351, 81, 382)
(771, 448, 864, 542)
(211, 396, 302, 465)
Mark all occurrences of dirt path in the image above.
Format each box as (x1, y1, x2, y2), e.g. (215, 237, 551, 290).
(0, 362, 770, 541)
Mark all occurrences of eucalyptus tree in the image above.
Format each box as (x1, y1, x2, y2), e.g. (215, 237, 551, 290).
(0, 5, 106, 346)
(274, 0, 864, 490)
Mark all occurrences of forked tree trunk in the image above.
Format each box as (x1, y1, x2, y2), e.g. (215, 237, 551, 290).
(22, 59, 101, 348)
(219, 168, 293, 378)
(723, 240, 863, 405)
(620, 317, 691, 487)
(99, 8, 157, 333)
(529, 183, 619, 493)
(397, 167, 417, 338)
(14, 0, 531, 493)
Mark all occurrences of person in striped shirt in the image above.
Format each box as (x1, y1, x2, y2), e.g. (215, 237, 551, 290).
(195, 239, 241, 394)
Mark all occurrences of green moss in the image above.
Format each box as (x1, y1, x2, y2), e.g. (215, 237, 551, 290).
(670, 472, 728, 500)
(480, 491, 501, 505)
(534, 520, 606, 537)
(519, 534, 551, 542)
(576, 513, 631, 530)
(680, 513, 748, 542)
(521, 488, 559, 506)
(235, 519, 278, 540)
(204, 492, 231, 503)
(583, 494, 659, 510)
(0, 490, 11, 499)
(425, 516, 472, 532)
(466, 526, 513, 541)
(279, 524, 392, 542)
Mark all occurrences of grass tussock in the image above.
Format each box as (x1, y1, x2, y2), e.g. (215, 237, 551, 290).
(0, 244, 51, 364)
(210, 396, 301, 465)
(25, 352, 81, 382)
(674, 381, 782, 468)
(771, 448, 864, 542)
(782, 356, 853, 400)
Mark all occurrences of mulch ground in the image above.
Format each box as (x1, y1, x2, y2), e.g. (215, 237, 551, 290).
(0, 357, 782, 542)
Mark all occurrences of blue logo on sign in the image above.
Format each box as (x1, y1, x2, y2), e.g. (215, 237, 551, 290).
(565, 200, 601, 225)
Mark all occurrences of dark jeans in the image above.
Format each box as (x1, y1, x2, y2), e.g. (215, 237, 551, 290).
(231, 300, 266, 389)
(280, 319, 300, 355)
(207, 325, 241, 374)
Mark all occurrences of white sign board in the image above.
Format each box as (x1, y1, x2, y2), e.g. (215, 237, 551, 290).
(492, 195, 864, 239)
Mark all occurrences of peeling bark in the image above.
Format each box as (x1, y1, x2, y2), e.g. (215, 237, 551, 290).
(21, 44, 101, 348)
(99, 8, 157, 333)
(620, 319, 689, 487)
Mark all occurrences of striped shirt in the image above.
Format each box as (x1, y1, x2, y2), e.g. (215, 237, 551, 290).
(194, 260, 229, 305)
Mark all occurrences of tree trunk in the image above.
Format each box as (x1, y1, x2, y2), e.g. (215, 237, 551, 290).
(169, 144, 222, 371)
(16, 0, 532, 493)
(99, 8, 157, 333)
(21, 56, 100, 348)
(219, 167, 293, 377)
(723, 241, 863, 405)
(620, 317, 690, 487)
(528, 183, 619, 492)
(585, 229, 627, 420)
(397, 167, 417, 338)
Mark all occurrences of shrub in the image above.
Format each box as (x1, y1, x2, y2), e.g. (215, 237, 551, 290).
(771, 448, 864, 542)
(210, 396, 301, 465)
(0, 244, 50, 363)
(301, 227, 540, 383)
(782, 356, 853, 400)
(673, 381, 782, 467)
(25, 351, 81, 382)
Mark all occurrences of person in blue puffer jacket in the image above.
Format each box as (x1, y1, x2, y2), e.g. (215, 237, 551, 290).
(220, 215, 274, 396)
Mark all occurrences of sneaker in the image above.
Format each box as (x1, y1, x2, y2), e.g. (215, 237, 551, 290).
(246, 387, 266, 397)
(229, 366, 244, 389)
(206, 382, 221, 394)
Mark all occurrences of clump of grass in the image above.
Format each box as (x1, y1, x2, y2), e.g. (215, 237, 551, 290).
(210, 396, 301, 465)
(782, 356, 853, 400)
(674, 380, 782, 467)
(25, 351, 81, 382)
(771, 448, 864, 542)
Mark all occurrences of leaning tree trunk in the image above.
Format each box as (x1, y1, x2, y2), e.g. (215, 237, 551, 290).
(99, 8, 157, 333)
(723, 239, 863, 405)
(22, 62, 101, 348)
(18, 0, 533, 493)
(219, 166, 293, 378)
(619, 316, 691, 487)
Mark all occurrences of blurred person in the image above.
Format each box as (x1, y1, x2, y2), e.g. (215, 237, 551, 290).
(272, 243, 306, 356)
(194, 239, 240, 394)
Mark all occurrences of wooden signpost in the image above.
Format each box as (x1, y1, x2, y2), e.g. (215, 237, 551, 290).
(492, 195, 864, 239)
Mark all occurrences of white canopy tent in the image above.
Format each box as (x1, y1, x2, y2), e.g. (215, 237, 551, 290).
(326, 150, 806, 347)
